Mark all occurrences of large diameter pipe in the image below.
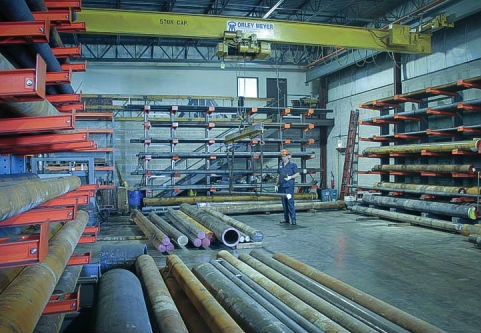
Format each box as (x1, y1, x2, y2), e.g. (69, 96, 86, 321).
(362, 194, 478, 220)
(212, 259, 323, 333)
(373, 164, 475, 173)
(148, 212, 188, 247)
(179, 204, 240, 247)
(179, 211, 215, 241)
(216, 250, 349, 333)
(201, 207, 264, 242)
(135, 255, 188, 333)
(0, 176, 81, 221)
(160, 267, 211, 333)
(237, 253, 375, 333)
(349, 204, 460, 232)
(374, 182, 480, 195)
(249, 249, 406, 333)
(132, 209, 170, 252)
(192, 262, 294, 333)
(95, 268, 153, 333)
(0, 210, 88, 333)
(144, 193, 316, 206)
(166, 208, 206, 239)
(273, 252, 448, 333)
(165, 254, 244, 333)
(363, 139, 481, 155)
(200, 200, 346, 214)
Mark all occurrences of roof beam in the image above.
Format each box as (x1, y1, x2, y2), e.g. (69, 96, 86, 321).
(76, 8, 431, 54)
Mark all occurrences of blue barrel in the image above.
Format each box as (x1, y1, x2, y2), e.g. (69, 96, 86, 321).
(321, 189, 331, 202)
(330, 189, 338, 201)
(128, 190, 144, 211)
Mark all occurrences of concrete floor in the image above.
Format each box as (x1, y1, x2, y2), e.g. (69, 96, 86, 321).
(74, 207, 481, 333)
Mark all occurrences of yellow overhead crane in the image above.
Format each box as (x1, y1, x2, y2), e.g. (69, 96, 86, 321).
(76, 8, 432, 59)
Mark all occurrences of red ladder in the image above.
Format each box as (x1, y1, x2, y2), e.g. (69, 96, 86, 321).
(340, 110, 359, 199)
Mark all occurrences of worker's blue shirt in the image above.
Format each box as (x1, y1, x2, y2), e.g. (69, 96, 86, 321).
(278, 160, 299, 188)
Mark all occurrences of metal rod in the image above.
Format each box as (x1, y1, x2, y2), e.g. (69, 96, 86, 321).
(199, 200, 346, 214)
(135, 255, 188, 333)
(165, 254, 244, 333)
(363, 139, 481, 155)
(272, 251, 448, 333)
(132, 209, 170, 252)
(373, 182, 480, 195)
(148, 212, 188, 247)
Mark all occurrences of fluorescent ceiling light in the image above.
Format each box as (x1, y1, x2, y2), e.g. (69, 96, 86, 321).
(263, 0, 284, 18)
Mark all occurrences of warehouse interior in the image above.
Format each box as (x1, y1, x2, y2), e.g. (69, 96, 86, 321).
(0, 0, 480, 332)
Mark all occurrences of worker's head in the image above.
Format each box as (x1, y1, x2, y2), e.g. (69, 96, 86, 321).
(280, 149, 289, 158)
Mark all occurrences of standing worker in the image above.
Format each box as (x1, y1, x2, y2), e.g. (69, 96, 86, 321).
(275, 149, 300, 225)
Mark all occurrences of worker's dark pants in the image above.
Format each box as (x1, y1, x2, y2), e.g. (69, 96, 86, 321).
(279, 186, 296, 222)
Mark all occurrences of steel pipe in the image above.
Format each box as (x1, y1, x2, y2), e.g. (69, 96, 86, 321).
(192, 262, 294, 333)
(199, 200, 346, 214)
(132, 209, 171, 252)
(460, 224, 481, 236)
(201, 207, 264, 242)
(166, 209, 204, 247)
(373, 164, 475, 173)
(363, 139, 481, 155)
(95, 268, 153, 333)
(373, 182, 480, 195)
(143, 193, 316, 206)
(211, 259, 322, 333)
(237, 253, 375, 333)
(362, 194, 478, 220)
(135, 255, 188, 333)
(216, 250, 349, 333)
(179, 211, 215, 240)
(0, 210, 88, 333)
(179, 204, 240, 247)
(148, 212, 188, 247)
(250, 249, 406, 333)
(165, 254, 244, 333)
(272, 251, 448, 333)
(0, 176, 81, 221)
(160, 267, 211, 333)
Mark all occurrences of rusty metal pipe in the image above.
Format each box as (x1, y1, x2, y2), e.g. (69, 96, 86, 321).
(199, 200, 346, 214)
(192, 262, 294, 333)
(0, 176, 81, 221)
(165, 254, 244, 333)
(363, 139, 481, 155)
(237, 253, 375, 333)
(374, 182, 480, 195)
(273, 252, 448, 333)
(0, 210, 88, 333)
(148, 212, 188, 247)
(362, 194, 478, 220)
(216, 250, 348, 333)
(160, 267, 211, 333)
(201, 207, 264, 242)
(166, 208, 206, 239)
(132, 209, 170, 252)
(373, 164, 475, 173)
(179, 211, 214, 240)
(95, 268, 153, 333)
(211, 259, 322, 333)
(135, 255, 188, 333)
(179, 204, 240, 247)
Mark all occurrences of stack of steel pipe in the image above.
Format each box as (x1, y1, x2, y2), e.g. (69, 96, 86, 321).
(148, 212, 188, 248)
(361, 194, 478, 220)
(132, 209, 173, 252)
(178, 210, 215, 246)
(363, 139, 481, 155)
(372, 163, 476, 173)
(373, 182, 481, 195)
(0, 210, 89, 333)
(198, 200, 346, 214)
(179, 203, 241, 247)
(166, 208, 208, 247)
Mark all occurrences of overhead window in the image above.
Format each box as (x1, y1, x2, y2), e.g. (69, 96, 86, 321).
(237, 77, 258, 98)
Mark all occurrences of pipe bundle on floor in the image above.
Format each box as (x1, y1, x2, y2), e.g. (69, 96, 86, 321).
(166, 208, 207, 247)
(132, 209, 173, 252)
(148, 212, 188, 247)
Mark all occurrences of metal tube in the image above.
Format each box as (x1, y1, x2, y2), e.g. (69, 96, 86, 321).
(143, 193, 317, 206)
(200, 200, 346, 214)
(372, 164, 475, 173)
(249, 249, 406, 333)
(216, 250, 349, 333)
(0, 176, 81, 221)
(179, 204, 240, 247)
(272, 251, 448, 333)
(135, 255, 188, 333)
(373, 182, 480, 195)
(362, 194, 478, 220)
(148, 212, 188, 247)
(178, 211, 214, 240)
(0, 210, 88, 333)
(95, 268, 153, 333)
(165, 254, 244, 333)
(159, 267, 211, 333)
(363, 139, 481, 155)
(460, 224, 481, 236)
(132, 209, 170, 252)
(237, 253, 375, 333)
(211, 259, 322, 333)
(201, 207, 264, 242)
(166, 208, 206, 240)
(192, 262, 294, 333)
